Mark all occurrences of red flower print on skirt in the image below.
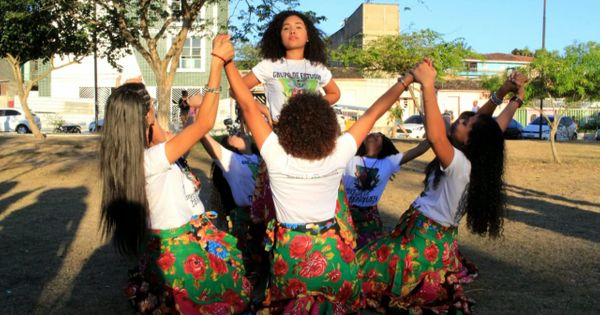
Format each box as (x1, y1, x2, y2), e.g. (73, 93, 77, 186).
(273, 257, 289, 276)
(286, 278, 307, 296)
(298, 251, 328, 278)
(376, 244, 391, 263)
(336, 238, 355, 263)
(336, 280, 354, 301)
(183, 254, 206, 280)
(207, 252, 229, 274)
(157, 250, 175, 271)
(424, 243, 439, 262)
(289, 235, 313, 259)
(328, 269, 341, 282)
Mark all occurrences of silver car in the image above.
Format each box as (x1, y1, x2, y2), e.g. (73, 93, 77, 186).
(0, 108, 42, 134)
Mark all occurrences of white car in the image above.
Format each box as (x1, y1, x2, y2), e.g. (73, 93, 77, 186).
(0, 108, 42, 134)
(522, 116, 577, 141)
(396, 115, 425, 139)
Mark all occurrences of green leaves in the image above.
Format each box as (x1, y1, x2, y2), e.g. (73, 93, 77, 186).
(330, 29, 477, 78)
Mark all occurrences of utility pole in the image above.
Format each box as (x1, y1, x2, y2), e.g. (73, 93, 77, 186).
(539, 0, 547, 139)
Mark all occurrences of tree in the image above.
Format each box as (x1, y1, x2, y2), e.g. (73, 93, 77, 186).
(330, 29, 477, 79)
(511, 47, 534, 57)
(234, 42, 261, 70)
(0, 0, 103, 139)
(524, 42, 600, 163)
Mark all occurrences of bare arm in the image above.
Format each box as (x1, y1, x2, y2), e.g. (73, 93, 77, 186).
(495, 72, 528, 131)
(164, 35, 232, 163)
(200, 134, 222, 161)
(322, 79, 341, 105)
(348, 74, 413, 146)
(225, 62, 272, 149)
(400, 139, 430, 165)
(412, 60, 455, 168)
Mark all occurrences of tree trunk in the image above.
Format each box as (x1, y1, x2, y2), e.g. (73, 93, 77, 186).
(153, 71, 175, 132)
(7, 56, 44, 140)
(549, 119, 561, 163)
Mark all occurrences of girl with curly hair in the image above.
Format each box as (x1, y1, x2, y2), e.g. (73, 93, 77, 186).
(242, 10, 340, 123)
(343, 133, 430, 249)
(100, 35, 252, 314)
(357, 61, 527, 314)
(224, 47, 419, 312)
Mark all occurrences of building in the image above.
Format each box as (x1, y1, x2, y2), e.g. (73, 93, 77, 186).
(5, 1, 231, 132)
(330, 3, 400, 49)
(459, 53, 534, 79)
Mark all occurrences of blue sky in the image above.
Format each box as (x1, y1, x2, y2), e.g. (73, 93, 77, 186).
(290, 0, 600, 53)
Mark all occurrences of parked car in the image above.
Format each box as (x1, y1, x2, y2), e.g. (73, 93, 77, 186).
(89, 119, 104, 132)
(522, 115, 577, 140)
(596, 127, 600, 141)
(504, 118, 524, 139)
(397, 115, 425, 139)
(0, 108, 42, 134)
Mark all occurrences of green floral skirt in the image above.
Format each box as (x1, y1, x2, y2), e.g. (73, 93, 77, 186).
(144, 213, 252, 314)
(263, 218, 363, 314)
(357, 206, 477, 314)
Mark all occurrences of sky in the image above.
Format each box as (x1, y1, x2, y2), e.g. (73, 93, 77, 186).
(288, 0, 600, 54)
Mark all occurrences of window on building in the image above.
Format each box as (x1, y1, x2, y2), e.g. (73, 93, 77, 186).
(466, 61, 477, 72)
(179, 36, 205, 70)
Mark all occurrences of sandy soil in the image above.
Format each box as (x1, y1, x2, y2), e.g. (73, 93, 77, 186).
(0, 134, 599, 314)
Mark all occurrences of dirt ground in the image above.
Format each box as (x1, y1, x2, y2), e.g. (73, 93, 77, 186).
(0, 134, 599, 315)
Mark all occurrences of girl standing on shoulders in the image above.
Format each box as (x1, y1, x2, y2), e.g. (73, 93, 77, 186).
(101, 35, 251, 314)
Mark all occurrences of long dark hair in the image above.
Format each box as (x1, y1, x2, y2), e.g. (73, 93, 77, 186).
(424, 114, 506, 238)
(259, 10, 327, 64)
(356, 133, 399, 159)
(100, 83, 152, 256)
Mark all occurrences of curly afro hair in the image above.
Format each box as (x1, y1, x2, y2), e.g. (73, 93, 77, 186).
(276, 93, 340, 160)
(259, 10, 327, 65)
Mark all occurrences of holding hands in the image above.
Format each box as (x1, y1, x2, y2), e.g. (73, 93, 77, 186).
(211, 34, 234, 64)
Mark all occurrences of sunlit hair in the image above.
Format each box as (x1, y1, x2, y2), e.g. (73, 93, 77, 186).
(276, 94, 339, 160)
(100, 83, 152, 256)
(259, 10, 327, 64)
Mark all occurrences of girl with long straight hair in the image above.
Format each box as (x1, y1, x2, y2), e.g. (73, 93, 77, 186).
(100, 35, 252, 314)
(357, 60, 527, 314)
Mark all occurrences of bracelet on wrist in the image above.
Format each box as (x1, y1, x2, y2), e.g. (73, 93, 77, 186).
(490, 91, 503, 106)
(397, 76, 409, 89)
(510, 95, 524, 108)
(203, 86, 221, 95)
(210, 52, 231, 65)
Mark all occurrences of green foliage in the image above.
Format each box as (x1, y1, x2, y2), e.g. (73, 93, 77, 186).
(0, 0, 94, 64)
(234, 42, 261, 70)
(527, 42, 600, 102)
(511, 47, 534, 57)
(330, 29, 478, 78)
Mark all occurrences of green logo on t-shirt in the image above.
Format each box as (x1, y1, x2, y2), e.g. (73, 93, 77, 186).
(279, 78, 319, 98)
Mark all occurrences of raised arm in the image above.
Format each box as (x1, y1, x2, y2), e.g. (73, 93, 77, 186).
(495, 72, 527, 132)
(348, 74, 413, 146)
(411, 60, 454, 168)
(400, 139, 430, 165)
(478, 71, 523, 116)
(200, 134, 223, 161)
(163, 35, 233, 163)
(224, 62, 272, 149)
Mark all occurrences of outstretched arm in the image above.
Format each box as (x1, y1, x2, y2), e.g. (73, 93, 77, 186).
(323, 79, 341, 105)
(224, 62, 272, 150)
(400, 139, 430, 165)
(479, 71, 525, 116)
(164, 35, 233, 163)
(495, 72, 527, 132)
(348, 74, 413, 146)
(412, 59, 454, 168)
(200, 134, 223, 161)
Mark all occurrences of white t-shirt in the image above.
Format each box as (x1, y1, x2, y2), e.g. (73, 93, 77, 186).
(252, 58, 333, 121)
(214, 145, 260, 208)
(144, 143, 205, 230)
(343, 153, 403, 207)
(412, 148, 471, 227)
(260, 132, 357, 224)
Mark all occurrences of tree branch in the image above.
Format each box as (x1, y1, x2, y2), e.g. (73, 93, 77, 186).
(139, 0, 152, 41)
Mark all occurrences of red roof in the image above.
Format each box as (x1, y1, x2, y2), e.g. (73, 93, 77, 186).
(483, 53, 534, 62)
